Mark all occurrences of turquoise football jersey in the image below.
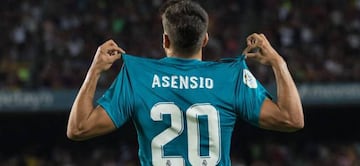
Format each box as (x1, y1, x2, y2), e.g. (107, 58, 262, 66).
(97, 54, 270, 166)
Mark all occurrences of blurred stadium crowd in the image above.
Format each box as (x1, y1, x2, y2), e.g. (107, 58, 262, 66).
(1, 140, 359, 166)
(1, 0, 360, 165)
(1, 0, 359, 89)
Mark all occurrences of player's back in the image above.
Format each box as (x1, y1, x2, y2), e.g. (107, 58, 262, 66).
(98, 54, 269, 166)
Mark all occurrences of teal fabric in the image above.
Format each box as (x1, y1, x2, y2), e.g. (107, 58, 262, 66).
(97, 54, 271, 166)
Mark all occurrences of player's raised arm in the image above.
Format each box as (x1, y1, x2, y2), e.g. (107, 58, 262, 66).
(243, 33, 304, 132)
(67, 40, 125, 141)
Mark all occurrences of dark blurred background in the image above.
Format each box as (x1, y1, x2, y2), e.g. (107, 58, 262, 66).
(0, 0, 359, 165)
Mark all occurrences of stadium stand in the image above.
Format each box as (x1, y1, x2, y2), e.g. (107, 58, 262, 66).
(0, 0, 359, 89)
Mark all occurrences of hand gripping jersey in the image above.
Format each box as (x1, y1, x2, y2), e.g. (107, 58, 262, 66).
(97, 54, 270, 166)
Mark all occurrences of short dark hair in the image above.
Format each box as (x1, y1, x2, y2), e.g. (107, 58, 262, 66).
(160, 0, 209, 55)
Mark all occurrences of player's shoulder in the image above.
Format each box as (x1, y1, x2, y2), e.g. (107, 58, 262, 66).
(121, 54, 163, 68)
(216, 55, 248, 70)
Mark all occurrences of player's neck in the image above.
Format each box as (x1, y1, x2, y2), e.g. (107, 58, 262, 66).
(166, 50, 202, 61)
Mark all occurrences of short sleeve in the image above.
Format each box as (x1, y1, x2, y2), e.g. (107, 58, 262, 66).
(235, 60, 272, 127)
(97, 65, 134, 128)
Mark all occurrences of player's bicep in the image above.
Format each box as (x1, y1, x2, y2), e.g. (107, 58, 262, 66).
(258, 98, 293, 132)
(84, 105, 117, 138)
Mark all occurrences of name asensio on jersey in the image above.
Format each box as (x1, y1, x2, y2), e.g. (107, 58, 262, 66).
(151, 74, 214, 89)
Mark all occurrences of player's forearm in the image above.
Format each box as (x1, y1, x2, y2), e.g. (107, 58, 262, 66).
(67, 70, 100, 139)
(272, 58, 304, 130)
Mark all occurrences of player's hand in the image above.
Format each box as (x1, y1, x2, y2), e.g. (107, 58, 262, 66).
(89, 39, 125, 75)
(243, 33, 284, 66)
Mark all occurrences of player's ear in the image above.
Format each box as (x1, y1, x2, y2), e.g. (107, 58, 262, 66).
(163, 33, 170, 49)
(202, 33, 209, 47)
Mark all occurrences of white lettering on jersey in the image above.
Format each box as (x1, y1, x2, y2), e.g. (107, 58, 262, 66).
(171, 75, 178, 89)
(243, 69, 258, 89)
(152, 75, 214, 89)
(152, 74, 161, 88)
(162, 76, 170, 87)
(190, 76, 198, 89)
(179, 76, 189, 89)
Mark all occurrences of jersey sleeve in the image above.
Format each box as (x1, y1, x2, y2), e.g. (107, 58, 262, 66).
(234, 58, 272, 127)
(97, 64, 134, 128)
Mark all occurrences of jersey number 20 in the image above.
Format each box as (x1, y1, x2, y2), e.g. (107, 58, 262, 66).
(151, 102, 220, 165)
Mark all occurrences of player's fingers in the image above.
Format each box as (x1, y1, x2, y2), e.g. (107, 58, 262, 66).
(247, 33, 263, 47)
(109, 52, 122, 62)
(247, 33, 259, 41)
(118, 47, 126, 54)
(254, 35, 266, 49)
(104, 39, 118, 47)
(244, 52, 259, 59)
(246, 34, 254, 45)
(259, 34, 270, 45)
(108, 47, 125, 55)
(105, 46, 124, 62)
(104, 40, 126, 54)
(105, 46, 125, 56)
(246, 35, 252, 46)
(242, 46, 252, 55)
(259, 34, 266, 40)
(247, 34, 257, 46)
